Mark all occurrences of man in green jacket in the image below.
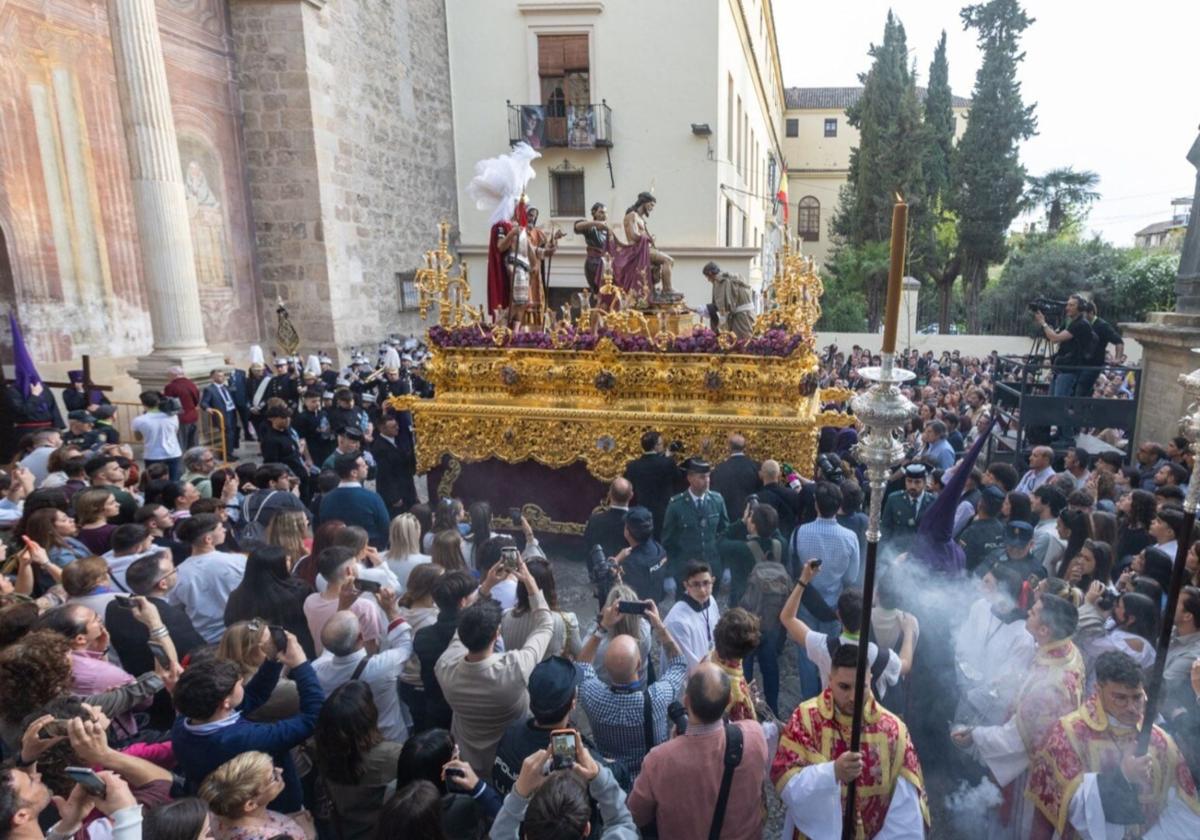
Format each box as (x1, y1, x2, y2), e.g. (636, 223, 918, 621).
(661, 458, 729, 596)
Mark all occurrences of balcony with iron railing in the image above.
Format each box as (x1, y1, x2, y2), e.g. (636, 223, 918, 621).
(507, 100, 612, 149)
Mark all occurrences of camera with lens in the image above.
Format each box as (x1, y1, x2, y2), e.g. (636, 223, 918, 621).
(667, 700, 688, 735)
(158, 396, 182, 415)
(816, 452, 844, 483)
(1027, 297, 1067, 322)
(586, 543, 618, 600)
(1096, 585, 1119, 612)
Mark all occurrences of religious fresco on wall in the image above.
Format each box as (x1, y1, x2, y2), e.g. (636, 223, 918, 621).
(179, 135, 234, 290)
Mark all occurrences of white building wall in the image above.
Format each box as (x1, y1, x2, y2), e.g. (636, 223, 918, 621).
(445, 0, 784, 308)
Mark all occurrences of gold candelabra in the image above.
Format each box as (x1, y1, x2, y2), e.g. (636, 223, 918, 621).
(753, 239, 823, 337)
(415, 221, 474, 327)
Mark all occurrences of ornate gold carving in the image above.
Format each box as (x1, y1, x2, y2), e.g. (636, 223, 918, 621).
(415, 221, 472, 326)
(490, 504, 587, 537)
(436, 456, 463, 501)
(754, 240, 824, 337)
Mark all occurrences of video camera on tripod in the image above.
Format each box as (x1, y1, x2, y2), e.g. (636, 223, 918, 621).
(1026, 297, 1068, 322)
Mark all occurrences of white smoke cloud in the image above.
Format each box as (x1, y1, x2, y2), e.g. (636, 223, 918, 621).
(944, 778, 1003, 835)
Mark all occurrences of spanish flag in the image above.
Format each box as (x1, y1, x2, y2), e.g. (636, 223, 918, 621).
(776, 171, 789, 224)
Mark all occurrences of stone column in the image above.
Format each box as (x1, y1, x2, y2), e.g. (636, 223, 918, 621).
(107, 0, 221, 386)
(1122, 132, 1200, 444)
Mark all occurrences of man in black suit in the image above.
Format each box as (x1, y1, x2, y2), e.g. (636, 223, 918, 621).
(370, 412, 416, 514)
(623, 431, 679, 539)
(757, 458, 807, 540)
(199, 368, 240, 458)
(223, 355, 252, 439)
(710, 433, 761, 520)
(582, 477, 634, 559)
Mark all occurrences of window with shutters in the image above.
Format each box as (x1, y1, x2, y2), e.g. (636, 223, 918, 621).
(797, 196, 820, 242)
(538, 34, 589, 146)
(786, 118, 799, 137)
(550, 168, 585, 218)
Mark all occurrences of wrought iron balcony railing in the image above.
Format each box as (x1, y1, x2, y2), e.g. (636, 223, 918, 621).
(507, 100, 612, 149)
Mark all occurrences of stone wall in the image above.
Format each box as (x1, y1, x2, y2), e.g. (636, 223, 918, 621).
(231, 0, 458, 360)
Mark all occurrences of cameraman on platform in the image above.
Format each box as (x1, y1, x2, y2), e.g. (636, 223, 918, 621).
(1077, 299, 1125, 398)
(1032, 293, 1094, 439)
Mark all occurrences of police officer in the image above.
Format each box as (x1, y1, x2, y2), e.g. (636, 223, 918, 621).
(881, 463, 934, 555)
(956, 485, 1007, 574)
(64, 410, 103, 451)
(661, 457, 730, 597)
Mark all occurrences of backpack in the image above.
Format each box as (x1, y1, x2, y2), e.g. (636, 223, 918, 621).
(240, 490, 279, 544)
(825, 634, 891, 696)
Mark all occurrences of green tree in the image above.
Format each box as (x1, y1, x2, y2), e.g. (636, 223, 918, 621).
(951, 0, 1037, 332)
(833, 11, 928, 328)
(919, 31, 961, 333)
(820, 241, 888, 332)
(1021, 167, 1101, 235)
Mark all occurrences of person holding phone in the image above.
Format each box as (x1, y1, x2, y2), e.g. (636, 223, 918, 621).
(172, 628, 323, 816)
(435, 556, 553, 777)
(575, 597, 687, 781)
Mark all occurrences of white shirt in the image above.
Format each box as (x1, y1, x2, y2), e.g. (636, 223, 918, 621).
(19, 446, 55, 485)
(1015, 466, 1055, 495)
(664, 598, 721, 672)
(101, 549, 159, 592)
(315, 562, 400, 594)
(132, 412, 182, 460)
(804, 630, 903, 699)
(167, 550, 247, 643)
(954, 598, 1035, 718)
(780, 760, 925, 839)
(312, 619, 413, 742)
(0, 498, 23, 526)
(385, 553, 432, 594)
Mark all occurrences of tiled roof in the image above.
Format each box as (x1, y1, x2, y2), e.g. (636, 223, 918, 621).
(1135, 220, 1185, 237)
(784, 86, 971, 110)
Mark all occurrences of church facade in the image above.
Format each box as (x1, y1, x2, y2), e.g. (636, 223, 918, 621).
(0, 0, 456, 379)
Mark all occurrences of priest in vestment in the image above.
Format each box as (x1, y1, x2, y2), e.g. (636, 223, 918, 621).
(772, 644, 929, 839)
(1027, 650, 1200, 839)
(952, 593, 1086, 839)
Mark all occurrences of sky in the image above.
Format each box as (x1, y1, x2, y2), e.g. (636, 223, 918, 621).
(773, 0, 1200, 246)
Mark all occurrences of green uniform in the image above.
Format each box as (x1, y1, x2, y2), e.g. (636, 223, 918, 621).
(661, 489, 729, 588)
(880, 490, 933, 555)
(957, 517, 1006, 574)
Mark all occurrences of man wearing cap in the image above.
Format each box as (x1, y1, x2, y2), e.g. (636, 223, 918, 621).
(661, 457, 730, 596)
(881, 463, 933, 556)
(326, 388, 370, 443)
(990, 520, 1042, 582)
(199, 369, 240, 458)
(64, 410, 102, 451)
(492, 655, 623, 795)
(263, 357, 300, 408)
(293, 389, 334, 468)
(957, 485, 1008, 574)
(92, 405, 120, 445)
(260, 405, 309, 499)
(162, 367, 201, 450)
(613, 506, 669, 603)
(321, 425, 376, 474)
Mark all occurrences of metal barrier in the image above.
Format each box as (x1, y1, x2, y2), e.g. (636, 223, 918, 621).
(109, 402, 229, 465)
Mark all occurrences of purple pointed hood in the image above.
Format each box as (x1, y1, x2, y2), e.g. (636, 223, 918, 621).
(912, 415, 999, 574)
(8, 313, 41, 398)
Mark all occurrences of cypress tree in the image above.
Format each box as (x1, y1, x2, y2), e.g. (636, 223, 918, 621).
(951, 0, 1037, 331)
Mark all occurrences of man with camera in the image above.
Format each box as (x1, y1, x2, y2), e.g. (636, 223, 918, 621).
(575, 596, 687, 781)
(1032, 293, 1094, 440)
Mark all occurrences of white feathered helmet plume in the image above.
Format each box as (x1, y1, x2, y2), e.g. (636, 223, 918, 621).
(466, 142, 541, 227)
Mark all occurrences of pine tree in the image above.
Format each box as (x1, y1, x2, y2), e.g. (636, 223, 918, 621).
(951, 0, 1037, 332)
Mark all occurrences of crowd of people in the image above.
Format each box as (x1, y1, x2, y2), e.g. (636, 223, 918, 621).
(0, 324, 1198, 840)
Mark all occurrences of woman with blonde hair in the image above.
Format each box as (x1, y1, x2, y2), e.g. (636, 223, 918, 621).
(384, 513, 430, 593)
(587, 583, 652, 684)
(431, 529, 468, 573)
(198, 750, 315, 840)
(217, 620, 298, 721)
(265, 510, 310, 568)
